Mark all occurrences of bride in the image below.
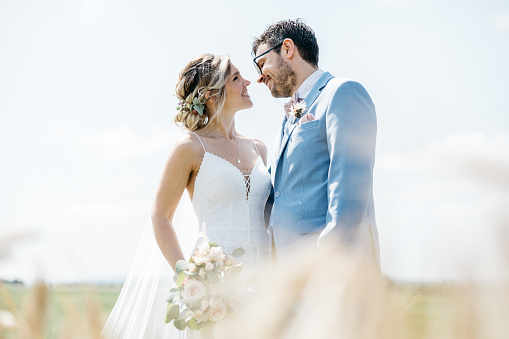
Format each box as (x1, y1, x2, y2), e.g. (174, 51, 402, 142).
(102, 54, 272, 338)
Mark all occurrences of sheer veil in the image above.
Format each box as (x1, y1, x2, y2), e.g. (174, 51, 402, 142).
(102, 193, 199, 339)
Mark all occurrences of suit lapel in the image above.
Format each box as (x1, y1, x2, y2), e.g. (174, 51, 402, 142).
(272, 72, 335, 183)
(271, 116, 287, 184)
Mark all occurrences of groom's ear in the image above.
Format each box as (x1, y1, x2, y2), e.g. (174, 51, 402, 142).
(281, 38, 296, 60)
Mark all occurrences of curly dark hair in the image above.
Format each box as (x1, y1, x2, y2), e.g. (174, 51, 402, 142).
(252, 18, 319, 66)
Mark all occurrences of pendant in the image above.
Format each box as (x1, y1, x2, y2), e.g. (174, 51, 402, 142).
(237, 159, 241, 164)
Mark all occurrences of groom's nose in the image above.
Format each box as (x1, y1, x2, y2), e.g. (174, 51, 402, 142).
(257, 73, 265, 84)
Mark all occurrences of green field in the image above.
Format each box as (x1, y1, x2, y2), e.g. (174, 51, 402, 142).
(0, 283, 121, 339)
(1, 282, 508, 339)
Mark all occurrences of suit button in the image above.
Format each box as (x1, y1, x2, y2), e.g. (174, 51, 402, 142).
(275, 191, 280, 198)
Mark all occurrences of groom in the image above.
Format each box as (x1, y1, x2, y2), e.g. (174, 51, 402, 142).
(253, 19, 380, 263)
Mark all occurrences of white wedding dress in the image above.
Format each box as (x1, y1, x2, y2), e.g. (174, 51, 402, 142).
(102, 133, 272, 339)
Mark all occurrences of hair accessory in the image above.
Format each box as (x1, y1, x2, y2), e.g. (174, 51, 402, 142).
(176, 97, 205, 116)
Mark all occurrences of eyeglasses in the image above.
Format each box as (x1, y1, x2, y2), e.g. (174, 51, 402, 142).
(252, 42, 284, 75)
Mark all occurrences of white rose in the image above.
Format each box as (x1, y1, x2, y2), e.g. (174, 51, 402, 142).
(183, 279, 206, 303)
(201, 299, 209, 311)
(199, 268, 206, 277)
(205, 263, 215, 271)
(209, 301, 227, 322)
(194, 309, 208, 322)
(210, 246, 225, 264)
(208, 298, 219, 308)
(188, 263, 197, 272)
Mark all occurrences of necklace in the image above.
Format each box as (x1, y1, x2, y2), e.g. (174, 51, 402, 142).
(212, 133, 241, 164)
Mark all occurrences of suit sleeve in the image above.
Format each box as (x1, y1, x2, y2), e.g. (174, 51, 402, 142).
(318, 81, 377, 247)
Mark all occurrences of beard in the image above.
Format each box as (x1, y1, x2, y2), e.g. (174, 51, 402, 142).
(270, 57, 297, 98)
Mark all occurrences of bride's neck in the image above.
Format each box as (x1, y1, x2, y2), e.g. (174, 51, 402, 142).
(203, 112, 237, 140)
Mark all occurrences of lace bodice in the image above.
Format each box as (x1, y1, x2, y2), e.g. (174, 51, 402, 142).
(190, 134, 272, 264)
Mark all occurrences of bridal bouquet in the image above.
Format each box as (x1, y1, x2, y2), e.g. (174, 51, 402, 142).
(166, 242, 246, 335)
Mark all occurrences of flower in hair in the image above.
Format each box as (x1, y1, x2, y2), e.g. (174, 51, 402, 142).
(176, 97, 205, 117)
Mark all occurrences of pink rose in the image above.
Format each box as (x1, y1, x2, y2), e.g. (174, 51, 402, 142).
(183, 279, 206, 303)
(224, 255, 236, 266)
(209, 300, 227, 322)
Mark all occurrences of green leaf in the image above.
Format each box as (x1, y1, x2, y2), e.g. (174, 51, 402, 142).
(165, 303, 180, 323)
(187, 317, 200, 331)
(231, 247, 246, 258)
(176, 271, 186, 287)
(193, 97, 200, 105)
(193, 105, 204, 116)
(176, 106, 180, 110)
(167, 292, 181, 304)
(199, 322, 215, 338)
(174, 318, 187, 331)
(176, 260, 189, 274)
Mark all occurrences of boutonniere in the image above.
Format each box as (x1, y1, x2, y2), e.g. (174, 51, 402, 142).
(290, 101, 307, 119)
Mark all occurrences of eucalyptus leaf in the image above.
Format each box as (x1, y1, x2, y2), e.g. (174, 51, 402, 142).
(231, 247, 246, 258)
(193, 97, 200, 105)
(165, 303, 180, 323)
(199, 322, 215, 338)
(193, 105, 204, 116)
(176, 260, 189, 274)
(166, 293, 180, 304)
(187, 317, 200, 331)
(176, 271, 186, 287)
(174, 318, 187, 331)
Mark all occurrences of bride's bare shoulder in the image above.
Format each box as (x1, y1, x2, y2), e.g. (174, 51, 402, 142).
(249, 137, 268, 163)
(169, 133, 205, 161)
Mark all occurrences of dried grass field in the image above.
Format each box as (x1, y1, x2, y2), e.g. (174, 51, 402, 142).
(1, 279, 508, 339)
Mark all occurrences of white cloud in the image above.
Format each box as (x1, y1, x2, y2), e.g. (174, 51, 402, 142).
(376, 133, 509, 281)
(378, 133, 509, 175)
(50, 125, 69, 142)
(80, 1, 104, 12)
(78, 126, 176, 159)
(494, 12, 509, 30)
(66, 202, 127, 219)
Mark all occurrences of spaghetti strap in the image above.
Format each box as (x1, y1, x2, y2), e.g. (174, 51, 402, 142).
(251, 138, 260, 157)
(190, 132, 206, 152)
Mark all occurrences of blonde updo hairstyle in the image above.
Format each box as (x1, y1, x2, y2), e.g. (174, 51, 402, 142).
(175, 54, 231, 131)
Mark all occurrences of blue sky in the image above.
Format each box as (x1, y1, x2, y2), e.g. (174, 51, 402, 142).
(1, 0, 508, 283)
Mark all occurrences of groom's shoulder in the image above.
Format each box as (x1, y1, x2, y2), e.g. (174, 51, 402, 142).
(324, 77, 372, 99)
(326, 77, 365, 92)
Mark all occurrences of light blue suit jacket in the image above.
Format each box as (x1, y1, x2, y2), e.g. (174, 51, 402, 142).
(268, 72, 379, 262)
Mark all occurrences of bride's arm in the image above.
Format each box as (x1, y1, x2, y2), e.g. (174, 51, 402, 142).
(151, 135, 201, 272)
